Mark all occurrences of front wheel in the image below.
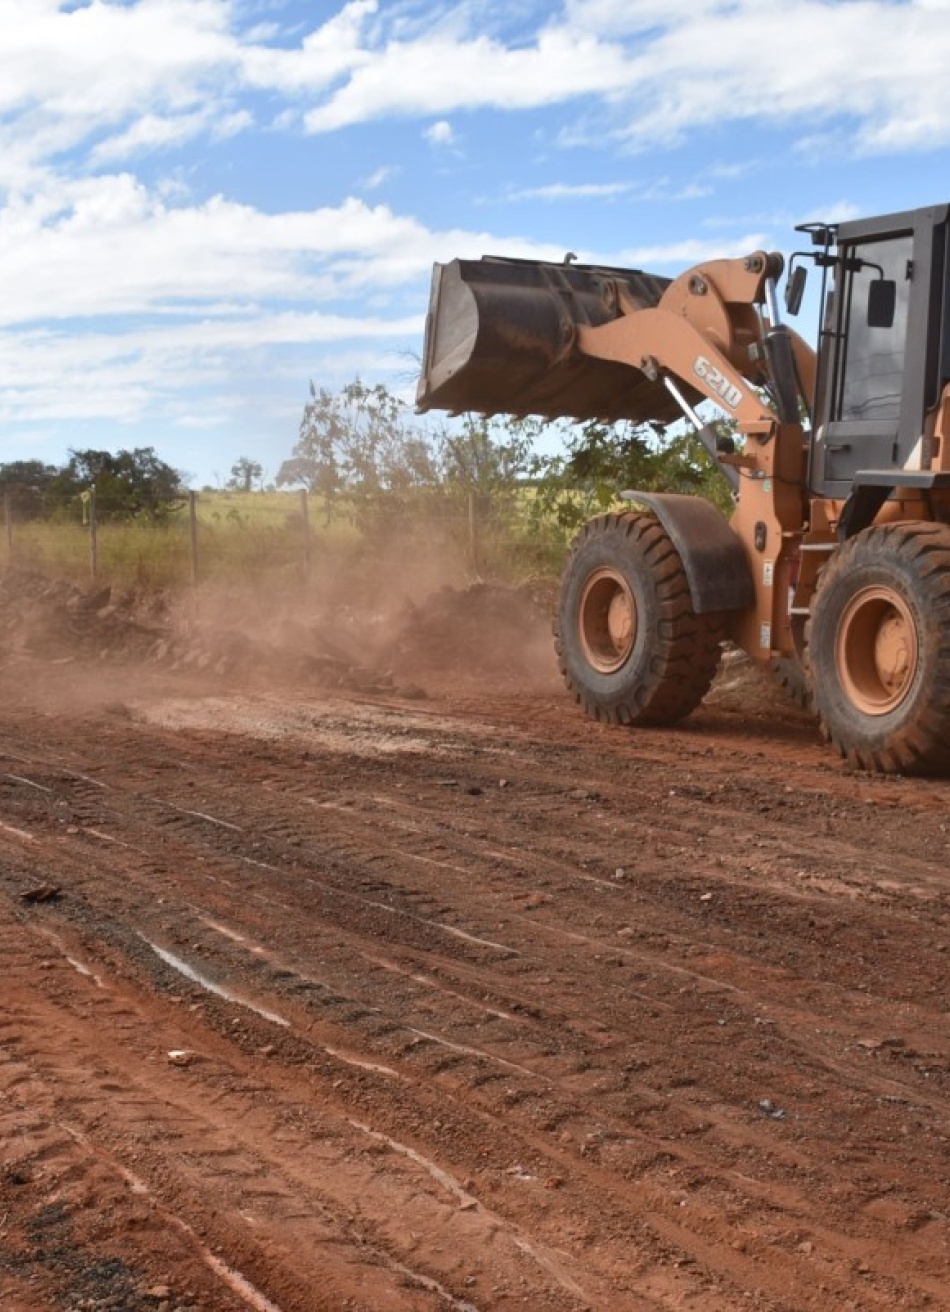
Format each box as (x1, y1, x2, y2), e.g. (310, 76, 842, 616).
(806, 522, 950, 773)
(554, 511, 723, 726)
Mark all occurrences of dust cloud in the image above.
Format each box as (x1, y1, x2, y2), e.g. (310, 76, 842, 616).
(0, 536, 561, 715)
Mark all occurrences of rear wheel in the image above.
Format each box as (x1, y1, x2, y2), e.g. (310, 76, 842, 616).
(807, 522, 950, 773)
(554, 511, 723, 725)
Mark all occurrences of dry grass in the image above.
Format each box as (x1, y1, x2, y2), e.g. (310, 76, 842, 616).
(2, 489, 566, 595)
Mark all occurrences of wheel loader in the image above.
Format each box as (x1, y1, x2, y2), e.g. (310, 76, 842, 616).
(416, 203, 950, 774)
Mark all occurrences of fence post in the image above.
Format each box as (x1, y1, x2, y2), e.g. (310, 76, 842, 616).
(88, 484, 98, 581)
(4, 488, 11, 562)
(468, 489, 480, 576)
(300, 488, 311, 584)
(189, 490, 199, 588)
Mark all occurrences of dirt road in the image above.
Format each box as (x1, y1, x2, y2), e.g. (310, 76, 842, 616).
(1, 629, 949, 1311)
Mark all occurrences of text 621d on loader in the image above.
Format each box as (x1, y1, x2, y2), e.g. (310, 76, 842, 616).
(417, 203, 950, 774)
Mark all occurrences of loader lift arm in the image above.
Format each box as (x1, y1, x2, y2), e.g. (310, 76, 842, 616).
(575, 250, 812, 485)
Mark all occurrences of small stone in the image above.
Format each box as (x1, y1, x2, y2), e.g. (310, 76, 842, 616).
(20, 884, 62, 903)
(757, 1098, 787, 1120)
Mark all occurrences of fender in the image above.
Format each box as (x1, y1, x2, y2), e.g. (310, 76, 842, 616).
(620, 490, 754, 615)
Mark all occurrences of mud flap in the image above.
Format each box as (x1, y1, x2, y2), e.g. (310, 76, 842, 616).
(620, 491, 754, 615)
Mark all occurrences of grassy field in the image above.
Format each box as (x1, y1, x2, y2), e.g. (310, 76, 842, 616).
(2, 489, 559, 594)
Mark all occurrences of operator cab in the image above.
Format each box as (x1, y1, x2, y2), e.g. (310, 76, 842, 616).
(789, 204, 950, 513)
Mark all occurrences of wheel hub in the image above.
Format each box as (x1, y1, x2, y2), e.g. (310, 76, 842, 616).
(578, 568, 636, 674)
(835, 585, 919, 715)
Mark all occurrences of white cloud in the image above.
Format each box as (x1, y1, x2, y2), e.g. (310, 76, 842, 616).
(0, 308, 425, 425)
(0, 183, 460, 325)
(0, 1, 235, 155)
(424, 120, 457, 147)
(2, 2, 946, 184)
(0, 163, 568, 428)
(510, 181, 633, 202)
(507, 177, 710, 202)
(289, 1, 950, 157)
(0, 1, 250, 195)
(615, 234, 770, 269)
(304, 29, 630, 133)
(239, 0, 376, 95)
(90, 111, 219, 164)
(798, 200, 863, 226)
(361, 164, 399, 190)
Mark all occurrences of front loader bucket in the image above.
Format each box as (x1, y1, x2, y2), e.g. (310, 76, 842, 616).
(416, 256, 685, 426)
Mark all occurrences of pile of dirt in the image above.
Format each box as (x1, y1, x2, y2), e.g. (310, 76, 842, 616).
(0, 572, 170, 664)
(0, 569, 803, 713)
(387, 581, 555, 682)
(0, 570, 557, 697)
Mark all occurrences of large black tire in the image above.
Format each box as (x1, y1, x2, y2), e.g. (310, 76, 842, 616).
(769, 653, 813, 711)
(806, 522, 950, 774)
(554, 511, 724, 726)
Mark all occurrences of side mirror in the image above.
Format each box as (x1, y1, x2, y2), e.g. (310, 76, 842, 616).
(784, 265, 807, 316)
(867, 278, 896, 329)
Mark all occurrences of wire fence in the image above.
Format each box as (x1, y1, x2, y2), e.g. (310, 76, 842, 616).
(1, 485, 560, 595)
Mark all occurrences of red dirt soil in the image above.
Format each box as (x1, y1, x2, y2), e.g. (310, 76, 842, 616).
(1, 579, 949, 1311)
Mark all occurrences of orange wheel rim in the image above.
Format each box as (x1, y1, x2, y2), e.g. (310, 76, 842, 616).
(835, 585, 918, 715)
(578, 568, 636, 674)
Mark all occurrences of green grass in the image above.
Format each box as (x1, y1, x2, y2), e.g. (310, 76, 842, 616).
(3, 492, 352, 592)
(1, 489, 564, 594)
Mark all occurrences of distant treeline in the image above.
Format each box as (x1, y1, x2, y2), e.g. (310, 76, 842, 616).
(0, 448, 185, 522)
(3, 378, 733, 531)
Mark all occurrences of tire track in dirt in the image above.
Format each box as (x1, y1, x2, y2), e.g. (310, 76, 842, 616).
(1, 687, 949, 1312)
(0, 900, 587, 1311)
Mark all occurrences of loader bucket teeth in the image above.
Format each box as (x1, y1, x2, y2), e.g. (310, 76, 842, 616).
(416, 256, 692, 424)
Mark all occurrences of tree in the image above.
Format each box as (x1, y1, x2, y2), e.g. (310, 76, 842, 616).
(530, 415, 734, 532)
(278, 377, 735, 563)
(440, 413, 539, 502)
(49, 448, 186, 521)
(0, 460, 61, 520)
(227, 457, 264, 493)
(277, 380, 441, 525)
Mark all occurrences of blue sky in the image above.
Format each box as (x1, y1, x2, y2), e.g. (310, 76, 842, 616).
(1, 0, 949, 487)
